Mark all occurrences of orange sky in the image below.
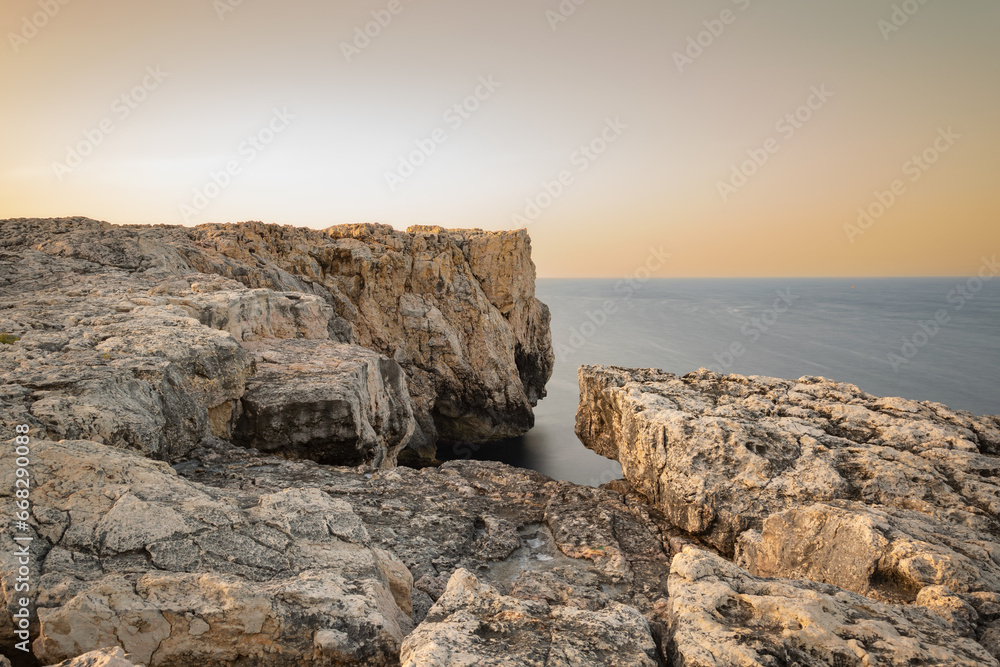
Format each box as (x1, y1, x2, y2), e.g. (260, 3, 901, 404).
(2, 0, 998, 277)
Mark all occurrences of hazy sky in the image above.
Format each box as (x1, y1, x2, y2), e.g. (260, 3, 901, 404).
(2, 0, 997, 277)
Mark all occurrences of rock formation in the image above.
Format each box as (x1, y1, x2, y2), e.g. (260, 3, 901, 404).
(0, 217, 554, 462)
(3, 439, 413, 666)
(668, 547, 996, 666)
(0, 435, 682, 665)
(400, 568, 659, 666)
(5, 216, 1000, 665)
(577, 365, 1000, 662)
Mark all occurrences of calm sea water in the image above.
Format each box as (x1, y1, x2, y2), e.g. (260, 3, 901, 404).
(439, 278, 1000, 486)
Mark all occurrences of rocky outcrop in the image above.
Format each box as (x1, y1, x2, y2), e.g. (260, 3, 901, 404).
(235, 339, 415, 467)
(0, 435, 681, 665)
(400, 568, 659, 666)
(0, 264, 412, 467)
(1, 439, 414, 666)
(577, 365, 1000, 658)
(178, 442, 678, 638)
(1, 217, 554, 458)
(668, 547, 997, 667)
(14, 214, 1000, 665)
(0, 295, 255, 461)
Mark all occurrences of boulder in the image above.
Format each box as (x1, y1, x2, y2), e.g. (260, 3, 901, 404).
(234, 338, 414, 467)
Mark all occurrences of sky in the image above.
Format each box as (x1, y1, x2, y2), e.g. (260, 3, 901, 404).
(1, 0, 998, 277)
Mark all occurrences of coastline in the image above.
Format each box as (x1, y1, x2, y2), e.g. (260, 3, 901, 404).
(2, 219, 999, 666)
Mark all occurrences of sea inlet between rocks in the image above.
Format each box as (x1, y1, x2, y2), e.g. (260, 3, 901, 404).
(442, 277, 1000, 486)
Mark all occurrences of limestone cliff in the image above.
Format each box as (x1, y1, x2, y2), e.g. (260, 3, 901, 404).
(0, 217, 554, 462)
(577, 365, 1000, 662)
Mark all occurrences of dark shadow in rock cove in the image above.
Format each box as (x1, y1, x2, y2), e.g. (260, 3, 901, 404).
(435, 436, 542, 473)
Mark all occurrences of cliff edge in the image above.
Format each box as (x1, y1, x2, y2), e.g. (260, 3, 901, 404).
(0, 217, 554, 462)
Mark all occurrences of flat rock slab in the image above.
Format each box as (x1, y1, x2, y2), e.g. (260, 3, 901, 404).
(576, 366, 1000, 605)
(668, 547, 998, 667)
(0, 439, 413, 666)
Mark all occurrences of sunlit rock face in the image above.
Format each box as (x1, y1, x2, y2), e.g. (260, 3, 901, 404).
(3, 439, 414, 667)
(0, 217, 554, 462)
(667, 547, 997, 667)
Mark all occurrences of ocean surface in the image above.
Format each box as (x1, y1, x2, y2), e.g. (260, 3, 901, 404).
(438, 278, 1000, 486)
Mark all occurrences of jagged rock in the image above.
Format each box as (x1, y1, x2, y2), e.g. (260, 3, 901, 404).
(399, 568, 659, 667)
(667, 547, 998, 667)
(735, 500, 1000, 603)
(0, 436, 677, 665)
(1, 217, 554, 457)
(49, 647, 140, 667)
(916, 585, 979, 638)
(576, 366, 1000, 606)
(0, 439, 413, 666)
(0, 298, 253, 461)
(179, 444, 676, 626)
(234, 339, 415, 467)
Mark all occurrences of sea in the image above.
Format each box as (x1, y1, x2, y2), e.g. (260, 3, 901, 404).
(437, 277, 1000, 486)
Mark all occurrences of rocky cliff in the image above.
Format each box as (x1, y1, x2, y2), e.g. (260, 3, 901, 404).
(6, 363, 996, 666)
(4, 216, 999, 666)
(0, 217, 554, 462)
(577, 365, 1000, 664)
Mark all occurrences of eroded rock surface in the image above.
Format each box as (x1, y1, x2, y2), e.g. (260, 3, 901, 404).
(577, 366, 1000, 648)
(400, 568, 659, 666)
(178, 442, 677, 638)
(1, 217, 554, 457)
(235, 339, 415, 467)
(48, 647, 140, 667)
(0, 439, 413, 666)
(0, 436, 679, 665)
(668, 547, 998, 667)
